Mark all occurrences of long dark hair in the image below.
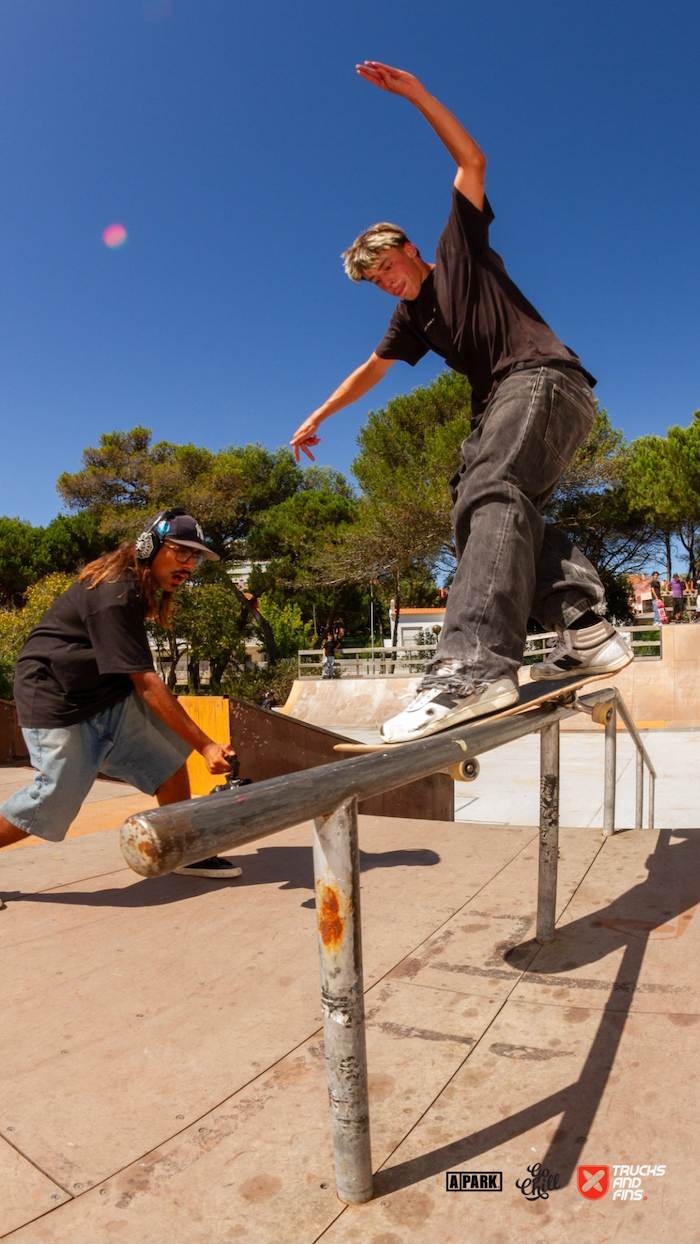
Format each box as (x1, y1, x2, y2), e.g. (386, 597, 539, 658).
(79, 543, 172, 626)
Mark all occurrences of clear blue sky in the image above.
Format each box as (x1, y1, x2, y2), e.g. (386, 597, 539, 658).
(1, 0, 698, 525)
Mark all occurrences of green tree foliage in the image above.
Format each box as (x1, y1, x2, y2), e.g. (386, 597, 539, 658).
(255, 593, 314, 659)
(57, 427, 303, 552)
(0, 573, 75, 694)
(353, 369, 473, 564)
(0, 513, 109, 607)
(626, 412, 700, 579)
(302, 370, 471, 641)
(0, 518, 44, 606)
(57, 428, 314, 664)
(247, 479, 361, 637)
(155, 572, 249, 691)
(545, 409, 653, 579)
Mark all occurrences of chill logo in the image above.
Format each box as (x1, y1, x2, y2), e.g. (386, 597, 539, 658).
(515, 1163, 560, 1200)
(611, 1164, 665, 1201)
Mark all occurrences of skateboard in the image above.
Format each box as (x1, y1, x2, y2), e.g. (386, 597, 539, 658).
(331, 664, 632, 780)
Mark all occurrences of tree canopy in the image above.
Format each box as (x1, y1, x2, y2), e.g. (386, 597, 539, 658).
(2, 377, 699, 698)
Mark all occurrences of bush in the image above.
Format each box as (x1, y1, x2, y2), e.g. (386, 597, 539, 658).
(223, 656, 298, 708)
(255, 595, 314, 659)
(0, 656, 14, 700)
(0, 573, 75, 694)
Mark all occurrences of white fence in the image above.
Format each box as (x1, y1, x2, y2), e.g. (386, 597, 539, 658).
(298, 624, 662, 679)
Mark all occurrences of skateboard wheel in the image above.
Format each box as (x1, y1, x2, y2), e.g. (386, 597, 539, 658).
(449, 758, 480, 782)
(591, 701, 614, 725)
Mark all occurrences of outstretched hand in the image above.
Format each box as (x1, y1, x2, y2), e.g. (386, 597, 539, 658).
(291, 415, 322, 463)
(356, 62, 426, 103)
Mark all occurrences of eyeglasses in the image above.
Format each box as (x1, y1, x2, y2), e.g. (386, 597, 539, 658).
(164, 540, 204, 568)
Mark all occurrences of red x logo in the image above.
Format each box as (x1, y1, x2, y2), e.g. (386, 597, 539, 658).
(577, 1165, 609, 1199)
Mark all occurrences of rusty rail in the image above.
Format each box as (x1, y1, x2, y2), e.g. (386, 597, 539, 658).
(119, 685, 654, 1203)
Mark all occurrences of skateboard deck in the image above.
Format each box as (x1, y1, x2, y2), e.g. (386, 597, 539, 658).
(332, 663, 631, 753)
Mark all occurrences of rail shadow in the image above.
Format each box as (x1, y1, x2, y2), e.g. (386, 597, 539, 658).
(374, 828, 699, 1196)
(6, 844, 440, 908)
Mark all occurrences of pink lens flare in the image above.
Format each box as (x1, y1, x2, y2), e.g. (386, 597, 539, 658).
(102, 224, 127, 248)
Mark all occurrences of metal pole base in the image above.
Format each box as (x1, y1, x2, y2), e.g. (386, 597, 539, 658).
(313, 799, 373, 1204)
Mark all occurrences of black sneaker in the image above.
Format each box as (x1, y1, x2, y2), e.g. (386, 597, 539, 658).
(173, 856, 242, 879)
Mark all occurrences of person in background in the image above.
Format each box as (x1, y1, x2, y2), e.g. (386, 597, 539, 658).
(0, 509, 241, 909)
(649, 572, 663, 624)
(671, 573, 684, 621)
(321, 631, 341, 679)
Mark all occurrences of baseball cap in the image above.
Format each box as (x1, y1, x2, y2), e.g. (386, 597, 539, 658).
(162, 513, 220, 562)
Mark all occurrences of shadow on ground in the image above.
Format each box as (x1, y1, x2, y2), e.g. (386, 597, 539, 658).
(374, 829, 700, 1196)
(4, 844, 441, 909)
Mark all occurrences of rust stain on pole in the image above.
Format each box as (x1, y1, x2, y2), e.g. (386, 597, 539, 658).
(318, 884, 345, 948)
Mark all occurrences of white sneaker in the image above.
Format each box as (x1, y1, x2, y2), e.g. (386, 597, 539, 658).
(380, 678, 519, 744)
(530, 619, 632, 681)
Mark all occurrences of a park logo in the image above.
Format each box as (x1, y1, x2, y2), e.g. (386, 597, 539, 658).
(445, 1171, 502, 1191)
(577, 1165, 609, 1199)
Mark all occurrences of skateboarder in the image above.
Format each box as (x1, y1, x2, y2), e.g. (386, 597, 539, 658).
(291, 62, 631, 743)
(0, 509, 241, 898)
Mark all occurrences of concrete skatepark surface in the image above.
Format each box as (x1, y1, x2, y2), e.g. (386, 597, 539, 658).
(1, 781, 698, 1243)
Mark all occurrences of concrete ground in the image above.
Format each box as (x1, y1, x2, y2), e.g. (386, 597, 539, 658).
(1, 785, 698, 1243)
(330, 726, 699, 831)
(453, 729, 698, 830)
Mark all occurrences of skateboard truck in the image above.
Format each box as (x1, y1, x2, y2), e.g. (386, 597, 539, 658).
(574, 693, 616, 725)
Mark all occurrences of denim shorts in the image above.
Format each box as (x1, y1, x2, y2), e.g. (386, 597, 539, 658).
(1, 692, 192, 842)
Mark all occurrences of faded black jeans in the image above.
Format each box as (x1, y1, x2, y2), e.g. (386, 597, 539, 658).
(431, 366, 605, 686)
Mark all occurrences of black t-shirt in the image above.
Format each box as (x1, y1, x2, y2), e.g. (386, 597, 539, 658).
(375, 188, 595, 420)
(650, 580, 663, 600)
(13, 573, 154, 728)
(322, 637, 340, 657)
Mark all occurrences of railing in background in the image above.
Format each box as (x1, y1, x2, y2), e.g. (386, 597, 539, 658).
(299, 624, 662, 679)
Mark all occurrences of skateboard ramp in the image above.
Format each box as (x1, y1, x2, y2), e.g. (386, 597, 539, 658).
(283, 622, 700, 732)
(282, 676, 421, 731)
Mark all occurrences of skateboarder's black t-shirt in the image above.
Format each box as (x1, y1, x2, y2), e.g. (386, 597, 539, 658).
(375, 188, 595, 420)
(13, 573, 154, 728)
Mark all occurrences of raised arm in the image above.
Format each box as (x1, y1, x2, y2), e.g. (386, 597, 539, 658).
(356, 62, 486, 211)
(290, 352, 394, 462)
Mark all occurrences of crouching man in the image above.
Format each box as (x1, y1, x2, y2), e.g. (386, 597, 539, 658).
(0, 508, 240, 900)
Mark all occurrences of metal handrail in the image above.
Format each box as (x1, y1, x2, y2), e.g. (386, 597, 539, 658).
(119, 684, 657, 1205)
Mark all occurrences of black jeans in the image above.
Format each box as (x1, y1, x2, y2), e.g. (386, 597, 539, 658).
(433, 367, 605, 685)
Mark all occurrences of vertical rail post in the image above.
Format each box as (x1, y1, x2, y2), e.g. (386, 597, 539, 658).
(312, 798, 373, 1204)
(635, 747, 644, 830)
(649, 771, 655, 830)
(537, 721, 560, 943)
(603, 698, 617, 836)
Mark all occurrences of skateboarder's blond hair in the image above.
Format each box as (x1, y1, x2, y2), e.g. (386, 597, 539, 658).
(342, 223, 418, 281)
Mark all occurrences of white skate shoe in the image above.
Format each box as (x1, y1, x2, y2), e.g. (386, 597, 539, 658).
(530, 619, 632, 681)
(380, 677, 519, 744)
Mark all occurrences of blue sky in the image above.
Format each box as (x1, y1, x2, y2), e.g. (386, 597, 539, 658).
(1, 0, 699, 525)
